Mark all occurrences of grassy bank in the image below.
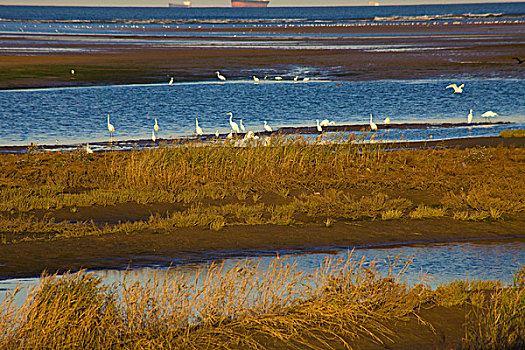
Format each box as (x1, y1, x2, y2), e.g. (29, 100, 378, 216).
(1, 255, 524, 349)
(0, 137, 524, 243)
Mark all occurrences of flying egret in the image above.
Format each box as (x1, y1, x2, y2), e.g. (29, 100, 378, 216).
(70, 69, 75, 75)
(253, 76, 260, 84)
(215, 71, 226, 81)
(513, 57, 524, 64)
(154, 118, 159, 133)
(467, 109, 473, 124)
(152, 130, 156, 142)
(168, 77, 173, 86)
(446, 83, 464, 94)
(227, 112, 240, 133)
(369, 114, 378, 131)
(195, 118, 203, 136)
(316, 119, 322, 132)
(240, 119, 246, 133)
(264, 121, 273, 132)
(275, 76, 282, 81)
(107, 114, 115, 138)
(303, 77, 310, 82)
(481, 110, 498, 121)
(384, 117, 391, 126)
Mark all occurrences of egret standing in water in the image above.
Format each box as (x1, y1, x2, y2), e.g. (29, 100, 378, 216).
(384, 117, 391, 126)
(107, 114, 115, 139)
(467, 109, 473, 124)
(446, 83, 464, 94)
(240, 119, 246, 133)
(216, 71, 226, 81)
(227, 112, 240, 133)
(316, 119, 322, 133)
(253, 76, 260, 84)
(481, 110, 498, 121)
(168, 77, 173, 86)
(195, 118, 203, 136)
(369, 114, 378, 131)
(154, 118, 159, 133)
(264, 121, 272, 133)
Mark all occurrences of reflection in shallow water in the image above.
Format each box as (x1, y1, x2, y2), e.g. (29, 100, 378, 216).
(1, 238, 524, 306)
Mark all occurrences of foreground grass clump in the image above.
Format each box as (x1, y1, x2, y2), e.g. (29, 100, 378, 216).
(1, 256, 524, 349)
(499, 129, 525, 138)
(0, 138, 524, 241)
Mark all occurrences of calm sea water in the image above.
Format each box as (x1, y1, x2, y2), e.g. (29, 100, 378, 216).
(1, 2, 524, 23)
(1, 78, 524, 147)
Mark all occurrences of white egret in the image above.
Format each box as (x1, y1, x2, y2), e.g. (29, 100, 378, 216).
(263, 137, 271, 147)
(303, 77, 310, 82)
(316, 119, 322, 132)
(168, 77, 173, 85)
(253, 76, 260, 84)
(107, 114, 115, 138)
(264, 121, 273, 132)
(320, 119, 330, 127)
(152, 130, 156, 142)
(240, 119, 246, 133)
(85, 144, 93, 154)
(154, 118, 159, 133)
(275, 76, 282, 81)
(244, 131, 255, 140)
(467, 109, 473, 124)
(195, 118, 203, 136)
(384, 117, 391, 126)
(215, 71, 226, 81)
(446, 83, 464, 94)
(70, 69, 75, 75)
(215, 130, 220, 138)
(226, 131, 233, 139)
(294, 76, 298, 82)
(481, 110, 498, 120)
(369, 114, 378, 131)
(227, 112, 240, 133)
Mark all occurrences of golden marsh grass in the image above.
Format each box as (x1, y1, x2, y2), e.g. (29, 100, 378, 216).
(1, 255, 524, 349)
(0, 137, 524, 242)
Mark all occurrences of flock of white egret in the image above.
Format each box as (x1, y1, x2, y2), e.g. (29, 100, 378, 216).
(99, 78, 501, 151)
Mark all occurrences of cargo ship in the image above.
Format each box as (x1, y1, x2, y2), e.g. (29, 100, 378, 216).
(169, 1, 191, 7)
(231, 0, 269, 7)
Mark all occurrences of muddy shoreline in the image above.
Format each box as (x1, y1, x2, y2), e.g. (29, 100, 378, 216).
(1, 22, 524, 89)
(1, 127, 523, 153)
(1, 218, 524, 280)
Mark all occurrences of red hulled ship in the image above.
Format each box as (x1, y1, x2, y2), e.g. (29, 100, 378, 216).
(231, 0, 269, 7)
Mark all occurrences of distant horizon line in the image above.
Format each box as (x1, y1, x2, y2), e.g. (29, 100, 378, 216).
(2, 1, 524, 7)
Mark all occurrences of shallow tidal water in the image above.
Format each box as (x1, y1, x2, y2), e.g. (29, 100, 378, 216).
(1, 78, 524, 148)
(2, 238, 524, 306)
